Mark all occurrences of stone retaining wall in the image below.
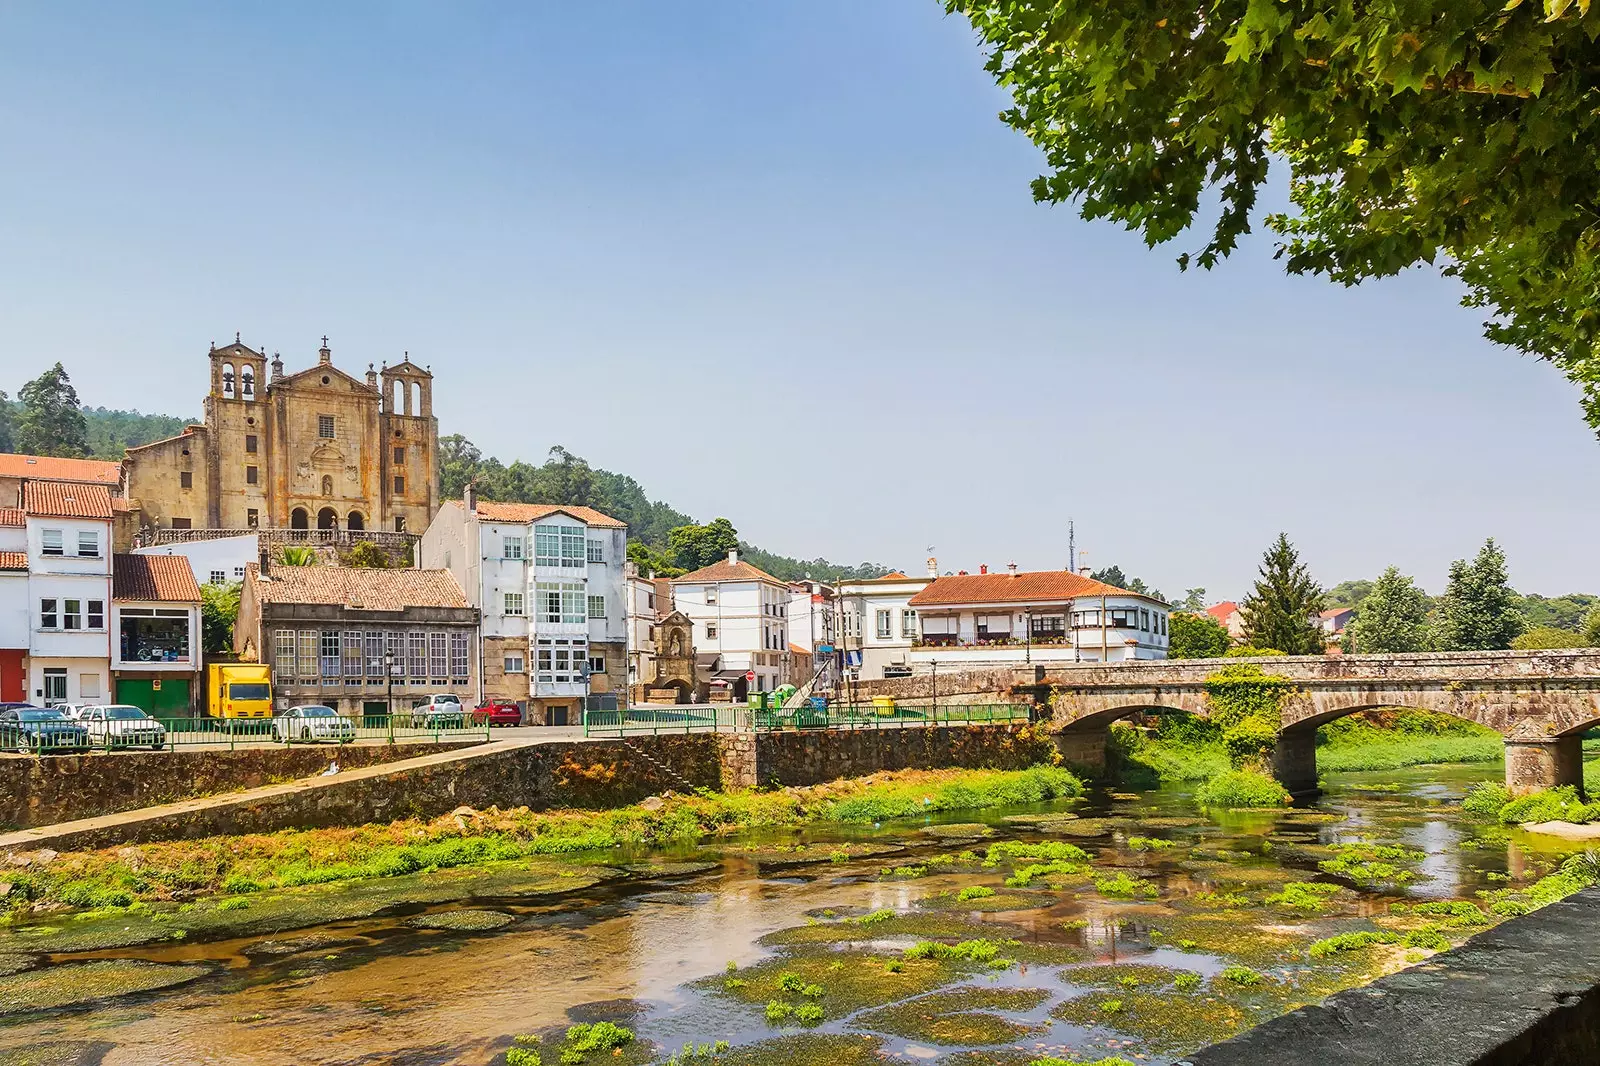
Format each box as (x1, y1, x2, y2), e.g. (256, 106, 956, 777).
(846, 667, 1024, 702)
(1189, 887, 1600, 1066)
(720, 724, 1056, 789)
(0, 742, 484, 831)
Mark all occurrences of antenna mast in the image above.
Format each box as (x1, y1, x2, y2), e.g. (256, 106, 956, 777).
(1068, 519, 1076, 573)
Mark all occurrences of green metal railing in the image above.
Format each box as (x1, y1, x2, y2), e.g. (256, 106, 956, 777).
(0, 714, 493, 755)
(581, 702, 1034, 737)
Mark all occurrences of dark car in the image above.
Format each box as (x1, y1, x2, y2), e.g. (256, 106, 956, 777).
(0, 708, 91, 754)
(472, 700, 523, 727)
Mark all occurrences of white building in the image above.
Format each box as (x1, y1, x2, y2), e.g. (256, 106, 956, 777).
(906, 567, 1169, 669)
(0, 506, 27, 702)
(624, 565, 668, 697)
(133, 533, 258, 587)
(421, 493, 628, 725)
(21, 481, 114, 706)
(110, 553, 204, 716)
(671, 550, 791, 696)
(836, 568, 934, 681)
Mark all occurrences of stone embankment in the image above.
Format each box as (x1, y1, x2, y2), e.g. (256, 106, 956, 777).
(0, 723, 1051, 850)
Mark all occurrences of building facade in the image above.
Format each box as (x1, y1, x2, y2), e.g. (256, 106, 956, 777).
(671, 550, 791, 696)
(1206, 601, 1246, 643)
(905, 568, 1169, 670)
(0, 454, 122, 510)
(21, 482, 114, 707)
(111, 554, 203, 717)
(123, 337, 438, 536)
(235, 564, 478, 718)
(133, 534, 258, 588)
(420, 495, 628, 725)
(0, 508, 25, 701)
(835, 568, 933, 682)
(625, 565, 666, 701)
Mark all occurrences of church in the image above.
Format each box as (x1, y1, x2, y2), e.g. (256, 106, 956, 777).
(123, 336, 439, 535)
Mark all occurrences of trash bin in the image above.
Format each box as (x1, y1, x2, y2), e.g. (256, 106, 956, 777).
(872, 696, 897, 716)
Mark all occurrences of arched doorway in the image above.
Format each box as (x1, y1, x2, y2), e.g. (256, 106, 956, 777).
(317, 507, 337, 530)
(290, 508, 309, 530)
(347, 511, 365, 531)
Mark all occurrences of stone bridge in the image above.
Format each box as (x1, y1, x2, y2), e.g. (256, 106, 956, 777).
(1029, 650, 1600, 794)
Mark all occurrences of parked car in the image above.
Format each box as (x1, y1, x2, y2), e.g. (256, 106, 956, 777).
(272, 705, 356, 744)
(409, 693, 465, 728)
(78, 705, 168, 750)
(472, 699, 523, 727)
(0, 708, 91, 754)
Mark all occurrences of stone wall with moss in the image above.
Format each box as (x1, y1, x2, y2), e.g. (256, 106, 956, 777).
(727, 724, 1058, 789)
(0, 741, 486, 831)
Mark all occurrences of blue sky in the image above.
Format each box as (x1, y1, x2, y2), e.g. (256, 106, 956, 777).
(1, 2, 1596, 599)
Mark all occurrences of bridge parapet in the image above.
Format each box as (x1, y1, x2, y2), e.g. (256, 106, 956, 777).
(1038, 649, 1600, 688)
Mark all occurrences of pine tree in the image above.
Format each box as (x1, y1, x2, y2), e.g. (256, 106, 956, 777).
(15, 363, 88, 457)
(1239, 533, 1325, 655)
(1344, 567, 1432, 654)
(1435, 539, 1525, 651)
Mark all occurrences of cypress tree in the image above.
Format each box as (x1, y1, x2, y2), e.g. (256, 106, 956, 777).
(1239, 533, 1326, 655)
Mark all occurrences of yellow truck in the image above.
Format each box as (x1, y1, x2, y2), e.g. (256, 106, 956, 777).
(207, 663, 273, 724)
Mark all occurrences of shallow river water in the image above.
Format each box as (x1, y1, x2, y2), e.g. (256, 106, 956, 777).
(0, 762, 1586, 1066)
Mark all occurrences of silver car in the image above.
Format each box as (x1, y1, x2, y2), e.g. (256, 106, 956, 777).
(272, 705, 356, 744)
(78, 705, 167, 750)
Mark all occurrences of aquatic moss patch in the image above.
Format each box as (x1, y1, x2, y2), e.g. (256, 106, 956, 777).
(408, 908, 514, 931)
(920, 888, 1056, 913)
(1195, 771, 1292, 810)
(0, 953, 40, 977)
(0, 959, 212, 1014)
(715, 1034, 886, 1066)
(854, 985, 1050, 1045)
(1063, 963, 1187, 991)
(1149, 913, 1309, 969)
(922, 823, 997, 840)
(1317, 842, 1427, 887)
(1051, 987, 1259, 1055)
(708, 949, 955, 1013)
(620, 861, 720, 877)
(761, 912, 1022, 948)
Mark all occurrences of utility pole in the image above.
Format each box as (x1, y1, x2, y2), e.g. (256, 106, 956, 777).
(1068, 519, 1076, 574)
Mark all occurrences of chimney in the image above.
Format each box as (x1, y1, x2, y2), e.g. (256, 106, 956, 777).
(258, 546, 271, 577)
(465, 478, 478, 513)
(366, 363, 378, 389)
(926, 556, 938, 578)
(728, 548, 739, 566)
(979, 564, 988, 575)
(1079, 566, 1092, 577)
(1007, 562, 1018, 575)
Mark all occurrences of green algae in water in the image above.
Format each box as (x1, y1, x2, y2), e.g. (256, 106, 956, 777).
(1061, 963, 1188, 990)
(1051, 987, 1260, 1055)
(620, 861, 720, 877)
(854, 985, 1050, 1045)
(408, 909, 515, 931)
(0, 960, 211, 1014)
(919, 888, 1056, 912)
(1149, 912, 1311, 969)
(706, 949, 963, 1013)
(761, 912, 1025, 948)
(715, 1033, 887, 1066)
(921, 823, 996, 840)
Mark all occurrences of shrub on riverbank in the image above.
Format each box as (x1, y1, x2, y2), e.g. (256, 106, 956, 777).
(1195, 770, 1291, 810)
(0, 765, 1083, 912)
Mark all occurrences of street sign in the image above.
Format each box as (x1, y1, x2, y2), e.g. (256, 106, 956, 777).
(745, 670, 756, 683)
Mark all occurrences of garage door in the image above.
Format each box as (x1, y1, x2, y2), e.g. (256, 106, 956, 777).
(115, 678, 192, 722)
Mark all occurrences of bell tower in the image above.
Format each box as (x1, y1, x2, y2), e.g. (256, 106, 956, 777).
(378, 354, 439, 534)
(204, 333, 270, 529)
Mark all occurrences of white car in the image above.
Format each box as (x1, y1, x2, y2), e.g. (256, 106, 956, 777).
(272, 705, 356, 744)
(409, 694, 465, 728)
(77, 705, 168, 750)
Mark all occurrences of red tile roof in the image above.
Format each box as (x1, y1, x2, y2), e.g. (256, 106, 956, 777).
(908, 569, 1137, 607)
(0, 508, 22, 528)
(673, 557, 785, 586)
(789, 642, 811, 656)
(455, 500, 626, 529)
(1320, 607, 1354, 619)
(23, 481, 114, 520)
(0, 453, 121, 486)
(0, 551, 26, 572)
(113, 554, 202, 602)
(1205, 601, 1241, 623)
(253, 566, 470, 611)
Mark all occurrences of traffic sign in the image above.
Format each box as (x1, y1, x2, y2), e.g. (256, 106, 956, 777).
(745, 670, 756, 683)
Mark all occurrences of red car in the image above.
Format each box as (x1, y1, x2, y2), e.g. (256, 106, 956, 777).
(472, 700, 524, 727)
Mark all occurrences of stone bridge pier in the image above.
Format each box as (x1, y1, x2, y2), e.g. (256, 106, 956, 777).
(1032, 651, 1600, 796)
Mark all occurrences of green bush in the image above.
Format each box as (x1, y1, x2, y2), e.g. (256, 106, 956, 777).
(1498, 786, 1600, 826)
(1219, 965, 1264, 986)
(1265, 881, 1342, 911)
(956, 885, 996, 901)
(827, 765, 1084, 824)
(505, 1047, 542, 1066)
(1308, 930, 1398, 958)
(1461, 783, 1512, 818)
(564, 1021, 633, 1055)
(1195, 769, 1291, 809)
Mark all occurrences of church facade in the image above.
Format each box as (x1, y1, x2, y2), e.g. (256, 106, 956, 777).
(124, 337, 439, 535)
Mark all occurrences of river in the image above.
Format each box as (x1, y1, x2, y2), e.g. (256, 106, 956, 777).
(0, 762, 1585, 1066)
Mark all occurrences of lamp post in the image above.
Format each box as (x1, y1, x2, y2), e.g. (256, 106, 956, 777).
(384, 652, 398, 722)
(931, 659, 938, 718)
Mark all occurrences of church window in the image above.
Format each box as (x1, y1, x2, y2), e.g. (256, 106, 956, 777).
(245, 434, 257, 454)
(221, 363, 235, 398)
(318, 414, 335, 439)
(240, 366, 255, 399)
(180, 471, 192, 490)
(246, 465, 258, 485)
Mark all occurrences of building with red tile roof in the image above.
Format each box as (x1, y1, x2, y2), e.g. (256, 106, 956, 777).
(1205, 601, 1246, 642)
(671, 550, 793, 694)
(0, 454, 121, 512)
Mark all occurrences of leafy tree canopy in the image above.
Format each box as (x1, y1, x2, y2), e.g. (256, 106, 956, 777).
(0, 390, 12, 452)
(1325, 579, 1376, 611)
(1510, 625, 1587, 650)
(669, 518, 741, 572)
(1176, 588, 1208, 612)
(1585, 607, 1600, 647)
(948, 0, 1600, 434)
(1240, 533, 1325, 655)
(199, 580, 241, 656)
(1168, 611, 1233, 659)
(15, 363, 88, 458)
(1519, 592, 1600, 631)
(1436, 538, 1525, 650)
(1090, 564, 1166, 603)
(1343, 566, 1431, 654)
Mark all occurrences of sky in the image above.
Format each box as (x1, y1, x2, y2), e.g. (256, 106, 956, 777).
(1, 2, 1596, 601)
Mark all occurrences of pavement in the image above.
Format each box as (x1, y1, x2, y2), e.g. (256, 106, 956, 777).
(0, 724, 590, 759)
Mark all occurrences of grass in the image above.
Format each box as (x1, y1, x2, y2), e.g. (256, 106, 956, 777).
(0, 764, 1082, 913)
(1195, 770, 1291, 810)
(1315, 736, 1503, 773)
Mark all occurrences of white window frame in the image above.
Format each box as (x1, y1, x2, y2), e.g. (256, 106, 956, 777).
(503, 535, 524, 560)
(901, 609, 917, 639)
(77, 530, 99, 558)
(706, 623, 718, 639)
(504, 592, 525, 616)
(875, 609, 892, 640)
(504, 654, 526, 674)
(705, 585, 718, 606)
(588, 655, 606, 674)
(587, 594, 606, 619)
(39, 598, 58, 630)
(587, 539, 604, 563)
(41, 529, 63, 557)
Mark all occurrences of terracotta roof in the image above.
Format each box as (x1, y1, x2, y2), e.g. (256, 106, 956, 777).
(0, 508, 22, 528)
(1320, 607, 1354, 619)
(907, 569, 1139, 608)
(454, 499, 626, 529)
(23, 481, 114, 520)
(844, 571, 932, 587)
(1205, 601, 1241, 622)
(113, 554, 202, 602)
(254, 565, 470, 611)
(0, 551, 25, 572)
(0, 453, 121, 486)
(789, 643, 811, 656)
(672, 557, 785, 586)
